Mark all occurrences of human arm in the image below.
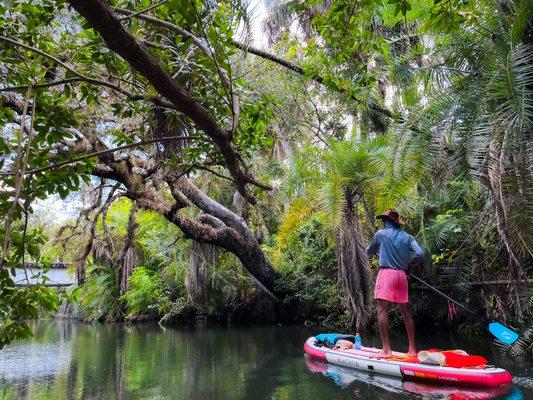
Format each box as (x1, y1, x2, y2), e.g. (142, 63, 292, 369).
(366, 231, 381, 256)
(410, 237, 423, 257)
(406, 237, 423, 273)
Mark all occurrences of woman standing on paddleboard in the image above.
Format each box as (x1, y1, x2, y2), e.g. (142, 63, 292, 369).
(366, 210, 423, 358)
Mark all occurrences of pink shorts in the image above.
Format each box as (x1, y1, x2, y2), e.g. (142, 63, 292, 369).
(374, 268, 409, 303)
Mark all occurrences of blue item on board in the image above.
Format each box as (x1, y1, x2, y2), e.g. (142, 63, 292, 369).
(354, 333, 362, 350)
(314, 333, 355, 347)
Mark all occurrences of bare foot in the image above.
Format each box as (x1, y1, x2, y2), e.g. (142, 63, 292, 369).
(376, 350, 393, 358)
(407, 349, 418, 358)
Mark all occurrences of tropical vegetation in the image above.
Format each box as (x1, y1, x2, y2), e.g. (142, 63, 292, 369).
(0, 0, 531, 355)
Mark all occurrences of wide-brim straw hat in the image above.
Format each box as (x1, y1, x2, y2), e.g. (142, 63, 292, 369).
(376, 209, 405, 226)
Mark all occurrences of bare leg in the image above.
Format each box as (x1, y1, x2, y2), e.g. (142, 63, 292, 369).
(376, 299, 392, 356)
(399, 303, 417, 357)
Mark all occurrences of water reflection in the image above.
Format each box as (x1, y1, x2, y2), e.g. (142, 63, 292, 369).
(0, 320, 530, 400)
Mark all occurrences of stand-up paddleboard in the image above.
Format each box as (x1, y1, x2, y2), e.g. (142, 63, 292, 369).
(304, 337, 512, 388)
(305, 357, 514, 398)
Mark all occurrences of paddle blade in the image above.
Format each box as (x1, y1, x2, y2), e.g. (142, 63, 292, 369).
(489, 322, 519, 345)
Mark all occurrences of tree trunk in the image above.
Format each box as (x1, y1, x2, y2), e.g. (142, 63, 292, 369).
(337, 193, 372, 331)
(487, 140, 526, 323)
(69, 129, 281, 299)
(117, 203, 138, 295)
(166, 179, 280, 299)
(186, 242, 218, 304)
(231, 241, 278, 300)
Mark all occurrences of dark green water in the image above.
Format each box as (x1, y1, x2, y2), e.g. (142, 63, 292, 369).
(0, 320, 531, 399)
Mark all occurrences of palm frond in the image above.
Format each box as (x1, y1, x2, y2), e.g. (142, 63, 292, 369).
(276, 196, 318, 249)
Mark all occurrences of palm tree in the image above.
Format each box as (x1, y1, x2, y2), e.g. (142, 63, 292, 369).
(387, 0, 533, 321)
(278, 136, 390, 330)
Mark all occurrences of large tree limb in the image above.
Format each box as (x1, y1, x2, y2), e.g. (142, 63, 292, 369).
(111, 7, 395, 120)
(68, 0, 268, 203)
(172, 177, 249, 236)
(133, 179, 279, 299)
(81, 134, 279, 298)
(114, 7, 241, 136)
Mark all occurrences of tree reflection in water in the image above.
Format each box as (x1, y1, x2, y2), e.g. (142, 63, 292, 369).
(0, 320, 530, 400)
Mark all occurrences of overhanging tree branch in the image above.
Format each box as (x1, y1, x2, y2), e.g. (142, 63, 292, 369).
(110, 8, 395, 120)
(113, 7, 240, 137)
(191, 163, 234, 182)
(117, 0, 168, 21)
(0, 136, 197, 176)
(0, 35, 81, 77)
(0, 78, 83, 92)
(68, 0, 270, 203)
(233, 41, 396, 119)
(85, 152, 279, 298)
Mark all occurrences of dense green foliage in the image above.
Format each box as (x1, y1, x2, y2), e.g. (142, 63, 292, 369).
(119, 267, 171, 318)
(0, 219, 60, 347)
(66, 198, 186, 321)
(274, 218, 345, 326)
(0, 0, 531, 353)
(0, 268, 59, 347)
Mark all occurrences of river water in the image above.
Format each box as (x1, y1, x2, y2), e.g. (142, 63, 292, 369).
(0, 320, 531, 399)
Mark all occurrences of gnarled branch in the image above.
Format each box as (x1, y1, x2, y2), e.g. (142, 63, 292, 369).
(110, 8, 395, 121)
(68, 0, 269, 203)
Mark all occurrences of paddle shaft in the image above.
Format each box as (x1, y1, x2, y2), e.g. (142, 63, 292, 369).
(410, 274, 487, 323)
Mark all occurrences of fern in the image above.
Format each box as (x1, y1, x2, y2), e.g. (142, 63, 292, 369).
(119, 267, 171, 318)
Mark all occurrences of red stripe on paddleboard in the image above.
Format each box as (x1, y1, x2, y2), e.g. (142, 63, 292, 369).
(400, 365, 512, 387)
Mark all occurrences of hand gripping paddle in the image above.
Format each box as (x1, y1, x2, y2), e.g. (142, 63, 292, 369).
(410, 274, 519, 345)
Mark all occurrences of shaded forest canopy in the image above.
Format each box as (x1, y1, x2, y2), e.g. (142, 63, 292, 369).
(0, 0, 531, 352)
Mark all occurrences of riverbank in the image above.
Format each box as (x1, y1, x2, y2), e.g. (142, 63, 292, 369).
(52, 296, 532, 366)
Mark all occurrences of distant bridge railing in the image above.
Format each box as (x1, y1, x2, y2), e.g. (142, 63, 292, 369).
(21, 261, 73, 269)
(14, 283, 75, 287)
(13, 263, 77, 287)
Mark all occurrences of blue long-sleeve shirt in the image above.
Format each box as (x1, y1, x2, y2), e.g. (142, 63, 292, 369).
(366, 221, 423, 271)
